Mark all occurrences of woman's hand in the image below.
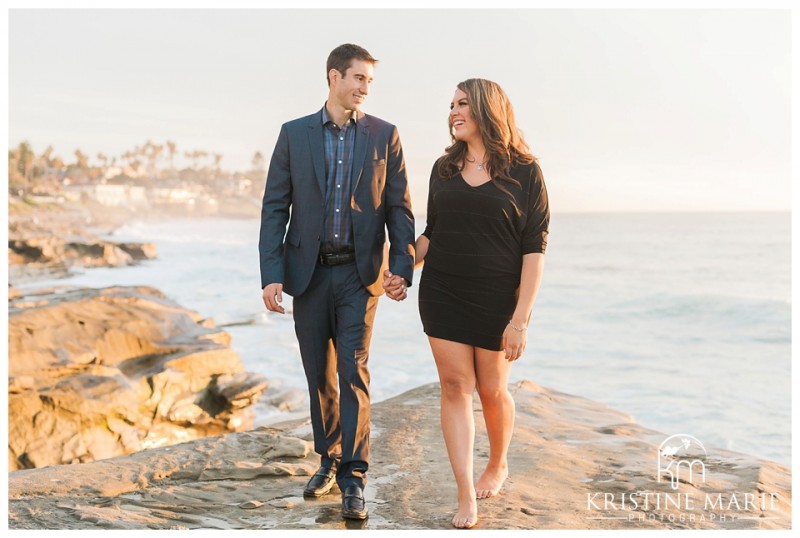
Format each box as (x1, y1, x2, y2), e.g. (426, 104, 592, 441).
(382, 270, 408, 301)
(502, 322, 527, 362)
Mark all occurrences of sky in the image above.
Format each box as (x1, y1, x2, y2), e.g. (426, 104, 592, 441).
(6, 6, 793, 213)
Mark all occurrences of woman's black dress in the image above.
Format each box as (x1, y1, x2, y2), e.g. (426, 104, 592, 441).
(418, 160, 549, 351)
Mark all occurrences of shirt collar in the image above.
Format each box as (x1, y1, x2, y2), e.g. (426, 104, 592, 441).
(321, 102, 358, 128)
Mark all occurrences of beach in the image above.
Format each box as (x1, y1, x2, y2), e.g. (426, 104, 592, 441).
(13, 212, 791, 466)
(7, 207, 792, 530)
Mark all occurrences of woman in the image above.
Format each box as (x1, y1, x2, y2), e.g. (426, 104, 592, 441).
(415, 79, 549, 528)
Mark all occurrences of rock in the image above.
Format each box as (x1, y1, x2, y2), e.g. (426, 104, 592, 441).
(117, 242, 158, 260)
(8, 235, 65, 262)
(263, 387, 306, 412)
(8, 375, 35, 393)
(267, 499, 298, 509)
(7, 209, 158, 285)
(7, 286, 268, 471)
(239, 500, 265, 510)
(8, 285, 22, 301)
(7, 257, 71, 284)
(167, 400, 209, 425)
(69, 242, 136, 267)
(6, 382, 792, 530)
(213, 373, 270, 410)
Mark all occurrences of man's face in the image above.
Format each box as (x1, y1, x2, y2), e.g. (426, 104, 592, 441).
(331, 59, 374, 111)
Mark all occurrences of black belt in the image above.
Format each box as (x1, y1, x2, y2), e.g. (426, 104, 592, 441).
(319, 251, 356, 266)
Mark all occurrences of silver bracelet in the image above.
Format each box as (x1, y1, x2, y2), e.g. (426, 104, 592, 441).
(508, 321, 527, 332)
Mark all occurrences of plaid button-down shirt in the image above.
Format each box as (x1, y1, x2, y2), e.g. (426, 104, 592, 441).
(321, 105, 357, 254)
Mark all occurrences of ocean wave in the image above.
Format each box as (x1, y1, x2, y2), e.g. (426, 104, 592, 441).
(110, 218, 259, 246)
(608, 292, 790, 324)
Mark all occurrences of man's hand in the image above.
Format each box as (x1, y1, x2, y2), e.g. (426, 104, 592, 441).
(262, 283, 285, 314)
(382, 270, 408, 301)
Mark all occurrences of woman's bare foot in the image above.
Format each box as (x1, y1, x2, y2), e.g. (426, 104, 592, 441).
(452, 491, 479, 529)
(475, 464, 508, 499)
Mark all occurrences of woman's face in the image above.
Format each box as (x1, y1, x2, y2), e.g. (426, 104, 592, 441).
(449, 88, 479, 143)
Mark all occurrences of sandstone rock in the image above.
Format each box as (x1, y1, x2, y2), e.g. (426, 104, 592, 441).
(213, 373, 270, 410)
(9, 235, 65, 262)
(7, 211, 158, 285)
(8, 285, 22, 300)
(7, 286, 268, 471)
(263, 387, 307, 412)
(65, 242, 134, 267)
(117, 242, 158, 260)
(6, 382, 792, 530)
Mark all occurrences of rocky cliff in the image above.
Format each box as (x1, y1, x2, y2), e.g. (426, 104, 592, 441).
(7, 206, 157, 284)
(8, 285, 268, 471)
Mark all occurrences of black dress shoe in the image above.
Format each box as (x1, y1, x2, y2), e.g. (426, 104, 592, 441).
(342, 485, 368, 520)
(303, 464, 337, 497)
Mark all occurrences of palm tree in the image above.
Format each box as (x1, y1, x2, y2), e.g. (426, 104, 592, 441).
(8, 147, 25, 193)
(96, 152, 108, 169)
(166, 140, 177, 172)
(17, 142, 35, 190)
(73, 149, 90, 182)
(152, 143, 164, 176)
(251, 151, 265, 173)
(74, 149, 89, 170)
(184, 150, 199, 170)
(41, 146, 54, 168)
(143, 140, 163, 178)
(134, 144, 145, 170)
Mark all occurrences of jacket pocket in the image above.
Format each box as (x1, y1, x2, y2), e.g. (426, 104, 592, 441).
(286, 229, 301, 247)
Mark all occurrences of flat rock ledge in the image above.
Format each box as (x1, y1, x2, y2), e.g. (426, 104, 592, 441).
(8, 286, 268, 471)
(7, 210, 157, 285)
(8, 381, 791, 530)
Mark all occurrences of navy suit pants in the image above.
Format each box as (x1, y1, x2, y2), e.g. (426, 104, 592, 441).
(292, 261, 378, 490)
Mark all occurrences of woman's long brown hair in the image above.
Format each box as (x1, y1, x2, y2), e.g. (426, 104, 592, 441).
(438, 79, 536, 204)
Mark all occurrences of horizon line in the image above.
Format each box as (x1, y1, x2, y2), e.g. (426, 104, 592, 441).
(411, 209, 792, 218)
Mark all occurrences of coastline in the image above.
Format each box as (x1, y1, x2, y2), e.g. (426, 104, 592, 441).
(8, 211, 792, 469)
(8, 380, 792, 530)
(7, 285, 270, 470)
(6, 206, 792, 529)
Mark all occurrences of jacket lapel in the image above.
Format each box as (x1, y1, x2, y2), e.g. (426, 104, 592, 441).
(351, 115, 371, 195)
(307, 111, 327, 197)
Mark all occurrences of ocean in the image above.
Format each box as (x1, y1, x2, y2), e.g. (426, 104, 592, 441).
(17, 212, 791, 467)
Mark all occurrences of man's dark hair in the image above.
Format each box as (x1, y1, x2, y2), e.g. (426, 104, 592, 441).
(326, 44, 377, 86)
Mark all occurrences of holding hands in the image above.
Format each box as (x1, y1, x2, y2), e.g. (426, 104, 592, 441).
(382, 269, 408, 301)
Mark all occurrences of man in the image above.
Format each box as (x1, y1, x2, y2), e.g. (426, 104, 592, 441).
(258, 43, 414, 520)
